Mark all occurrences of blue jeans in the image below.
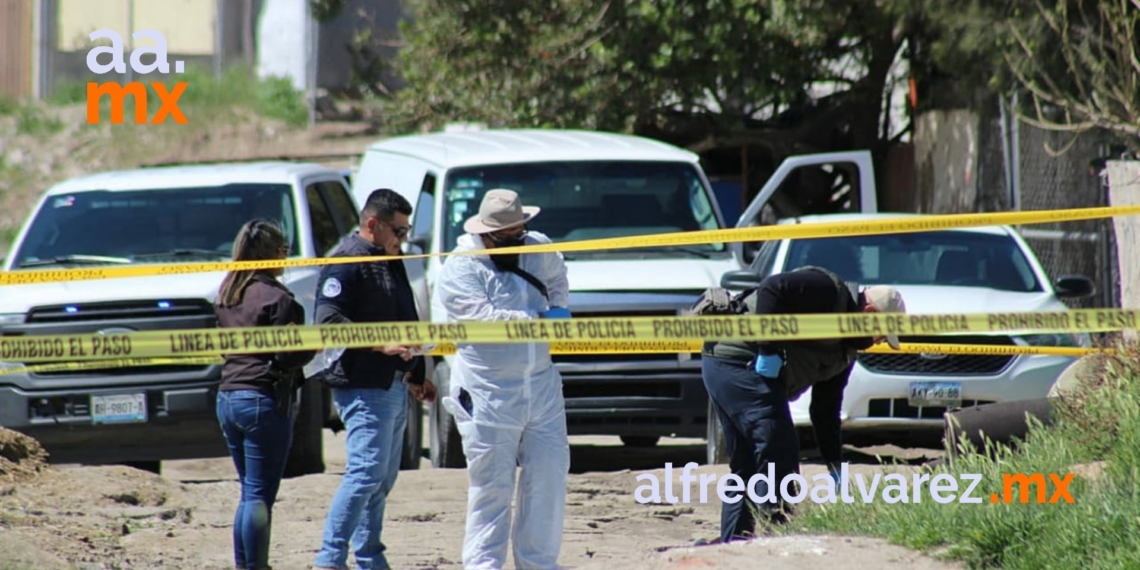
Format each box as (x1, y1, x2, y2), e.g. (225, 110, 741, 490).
(701, 357, 799, 542)
(314, 385, 408, 570)
(216, 389, 294, 570)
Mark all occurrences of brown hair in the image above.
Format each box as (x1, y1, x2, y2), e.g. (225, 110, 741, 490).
(215, 219, 289, 307)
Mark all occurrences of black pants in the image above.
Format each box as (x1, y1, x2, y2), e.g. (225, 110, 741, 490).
(701, 356, 800, 542)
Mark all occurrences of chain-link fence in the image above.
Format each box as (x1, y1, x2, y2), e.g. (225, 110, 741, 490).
(1012, 122, 1119, 310)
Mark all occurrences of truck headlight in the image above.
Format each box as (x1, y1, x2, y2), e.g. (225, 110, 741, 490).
(0, 313, 24, 329)
(0, 314, 26, 366)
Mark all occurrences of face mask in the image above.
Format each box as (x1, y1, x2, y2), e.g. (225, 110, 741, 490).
(488, 234, 525, 272)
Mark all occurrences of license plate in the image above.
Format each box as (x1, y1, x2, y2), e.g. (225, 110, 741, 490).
(908, 381, 962, 408)
(91, 393, 147, 424)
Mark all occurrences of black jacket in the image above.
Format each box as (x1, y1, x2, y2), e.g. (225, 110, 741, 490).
(314, 233, 423, 390)
(705, 267, 875, 470)
(214, 273, 317, 399)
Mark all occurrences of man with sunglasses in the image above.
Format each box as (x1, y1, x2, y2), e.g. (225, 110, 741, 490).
(433, 189, 572, 570)
(311, 188, 437, 570)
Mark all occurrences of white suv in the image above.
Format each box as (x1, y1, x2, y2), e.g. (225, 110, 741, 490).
(0, 161, 424, 475)
(711, 212, 1096, 459)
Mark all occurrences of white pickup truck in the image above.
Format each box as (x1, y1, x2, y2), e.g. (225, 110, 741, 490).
(0, 161, 423, 476)
(347, 126, 881, 467)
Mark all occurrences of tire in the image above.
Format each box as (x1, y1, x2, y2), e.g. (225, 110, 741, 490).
(620, 436, 660, 447)
(706, 400, 729, 465)
(400, 392, 423, 470)
(943, 398, 1055, 461)
(428, 360, 466, 469)
(283, 380, 326, 478)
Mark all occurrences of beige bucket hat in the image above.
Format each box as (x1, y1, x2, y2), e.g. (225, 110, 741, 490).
(863, 285, 907, 350)
(463, 189, 540, 234)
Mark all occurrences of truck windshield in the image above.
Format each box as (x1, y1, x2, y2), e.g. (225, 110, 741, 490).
(9, 184, 299, 269)
(441, 161, 726, 258)
(783, 230, 1044, 292)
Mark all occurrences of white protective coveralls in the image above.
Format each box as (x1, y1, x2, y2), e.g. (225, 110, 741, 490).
(432, 230, 572, 570)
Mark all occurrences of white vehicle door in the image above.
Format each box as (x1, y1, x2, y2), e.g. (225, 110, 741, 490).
(731, 150, 879, 265)
(295, 176, 360, 323)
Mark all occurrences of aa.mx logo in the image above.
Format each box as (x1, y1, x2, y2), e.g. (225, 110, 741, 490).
(85, 29, 187, 125)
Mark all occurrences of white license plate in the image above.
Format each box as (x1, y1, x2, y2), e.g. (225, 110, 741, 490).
(91, 393, 147, 424)
(908, 381, 962, 408)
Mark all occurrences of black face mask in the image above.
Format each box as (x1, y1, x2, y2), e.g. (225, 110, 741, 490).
(488, 234, 526, 272)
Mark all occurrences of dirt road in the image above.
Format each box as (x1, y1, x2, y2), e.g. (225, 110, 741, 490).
(0, 419, 961, 570)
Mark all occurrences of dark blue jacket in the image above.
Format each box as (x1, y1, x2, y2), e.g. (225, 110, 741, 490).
(314, 233, 423, 390)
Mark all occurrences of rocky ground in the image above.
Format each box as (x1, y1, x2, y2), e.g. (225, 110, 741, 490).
(0, 424, 962, 570)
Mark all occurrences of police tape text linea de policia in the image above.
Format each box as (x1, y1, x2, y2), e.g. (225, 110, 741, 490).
(4, 204, 1140, 286)
(0, 341, 1116, 378)
(1, 308, 1136, 364)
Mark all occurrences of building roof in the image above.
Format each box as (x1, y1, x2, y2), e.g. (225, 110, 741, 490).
(363, 128, 699, 169)
(43, 161, 336, 195)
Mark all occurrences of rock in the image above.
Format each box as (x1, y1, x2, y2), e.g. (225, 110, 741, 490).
(0, 427, 49, 483)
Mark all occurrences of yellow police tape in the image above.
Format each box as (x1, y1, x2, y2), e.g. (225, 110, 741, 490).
(4, 204, 1140, 285)
(0, 309, 1134, 369)
(0, 342, 1115, 377)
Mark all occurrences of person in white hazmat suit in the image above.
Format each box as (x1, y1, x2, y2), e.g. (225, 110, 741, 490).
(433, 189, 572, 570)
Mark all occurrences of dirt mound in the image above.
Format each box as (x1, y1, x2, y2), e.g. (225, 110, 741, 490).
(0, 427, 49, 483)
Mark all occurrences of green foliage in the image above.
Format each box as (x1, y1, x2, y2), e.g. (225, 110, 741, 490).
(784, 345, 1140, 569)
(998, 0, 1140, 138)
(0, 96, 18, 117)
(46, 79, 88, 106)
(14, 105, 63, 136)
(380, 0, 907, 142)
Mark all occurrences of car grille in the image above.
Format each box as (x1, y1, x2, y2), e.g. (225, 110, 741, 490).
(12, 299, 218, 377)
(856, 335, 1017, 376)
(868, 398, 997, 419)
(25, 299, 216, 323)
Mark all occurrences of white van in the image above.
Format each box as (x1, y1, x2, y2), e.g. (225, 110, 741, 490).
(349, 128, 879, 467)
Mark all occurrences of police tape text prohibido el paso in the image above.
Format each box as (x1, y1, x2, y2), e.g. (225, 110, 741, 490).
(8, 204, 1140, 286)
(2, 309, 1138, 365)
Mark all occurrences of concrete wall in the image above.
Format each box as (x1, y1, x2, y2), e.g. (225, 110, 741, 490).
(57, 0, 215, 53)
(1108, 160, 1140, 341)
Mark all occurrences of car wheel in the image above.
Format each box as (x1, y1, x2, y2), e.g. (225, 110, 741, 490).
(428, 360, 466, 469)
(283, 380, 326, 478)
(706, 400, 729, 465)
(400, 392, 423, 470)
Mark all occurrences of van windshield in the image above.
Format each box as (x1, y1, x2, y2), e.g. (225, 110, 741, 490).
(9, 184, 299, 269)
(441, 161, 726, 258)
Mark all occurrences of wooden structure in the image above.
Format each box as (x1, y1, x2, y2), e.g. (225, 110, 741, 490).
(0, 0, 34, 100)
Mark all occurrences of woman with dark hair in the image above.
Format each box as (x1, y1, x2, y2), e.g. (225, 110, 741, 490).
(213, 218, 316, 570)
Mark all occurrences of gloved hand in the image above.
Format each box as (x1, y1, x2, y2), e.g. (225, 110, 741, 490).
(542, 306, 572, 319)
(829, 469, 842, 485)
(752, 353, 783, 378)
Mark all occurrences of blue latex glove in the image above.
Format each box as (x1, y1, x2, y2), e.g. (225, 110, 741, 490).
(542, 306, 572, 319)
(753, 353, 783, 378)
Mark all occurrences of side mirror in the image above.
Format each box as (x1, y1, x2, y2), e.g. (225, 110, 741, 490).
(1054, 275, 1096, 299)
(404, 233, 431, 255)
(720, 269, 762, 291)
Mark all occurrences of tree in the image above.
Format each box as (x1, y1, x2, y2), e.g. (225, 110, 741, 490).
(1000, 0, 1140, 139)
(379, 0, 913, 156)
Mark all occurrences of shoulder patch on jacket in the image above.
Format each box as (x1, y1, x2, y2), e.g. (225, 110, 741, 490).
(321, 277, 342, 298)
